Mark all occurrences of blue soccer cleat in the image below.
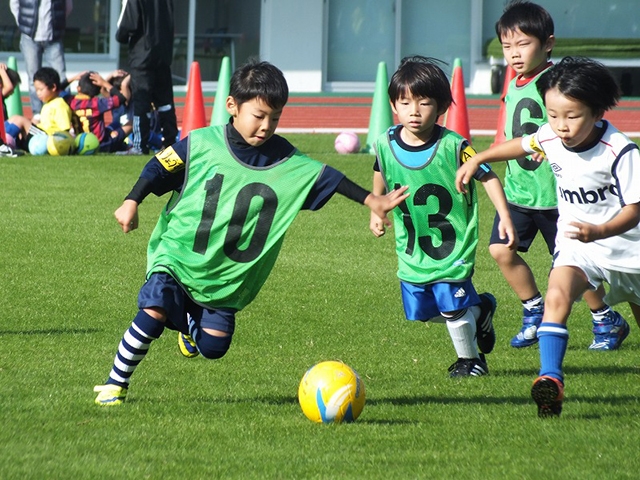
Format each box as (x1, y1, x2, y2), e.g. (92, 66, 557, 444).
(589, 311, 630, 351)
(510, 304, 543, 348)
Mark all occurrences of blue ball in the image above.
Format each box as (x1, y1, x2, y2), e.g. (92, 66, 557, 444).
(29, 134, 49, 155)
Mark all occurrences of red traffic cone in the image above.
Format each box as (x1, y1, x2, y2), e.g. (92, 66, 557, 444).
(491, 65, 516, 147)
(180, 62, 207, 139)
(444, 58, 471, 142)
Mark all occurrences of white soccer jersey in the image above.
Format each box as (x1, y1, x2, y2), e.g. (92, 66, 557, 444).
(522, 121, 640, 273)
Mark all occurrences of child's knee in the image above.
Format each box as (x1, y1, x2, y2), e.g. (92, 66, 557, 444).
(489, 242, 515, 263)
(197, 331, 232, 359)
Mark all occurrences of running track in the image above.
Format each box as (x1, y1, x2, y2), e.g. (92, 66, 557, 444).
(175, 94, 640, 137)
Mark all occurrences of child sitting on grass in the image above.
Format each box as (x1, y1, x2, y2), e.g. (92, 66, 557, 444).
(69, 70, 131, 152)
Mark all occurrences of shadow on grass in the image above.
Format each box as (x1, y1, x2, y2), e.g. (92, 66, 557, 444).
(0, 327, 101, 336)
(491, 365, 640, 377)
(365, 392, 640, 409)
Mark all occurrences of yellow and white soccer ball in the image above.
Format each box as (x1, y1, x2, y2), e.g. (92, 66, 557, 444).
(47, 131, 75, 155)
(298, 360, 366, 423)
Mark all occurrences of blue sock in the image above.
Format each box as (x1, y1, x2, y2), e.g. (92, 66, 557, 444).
(537, 322, 568, 383)
(105, 310, 165, 388)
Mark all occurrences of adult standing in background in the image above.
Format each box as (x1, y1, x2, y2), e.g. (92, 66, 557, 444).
(116, 0, 178, 154)
(10, 0, 72, 119)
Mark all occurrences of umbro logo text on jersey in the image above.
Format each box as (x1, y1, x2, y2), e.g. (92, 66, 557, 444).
(558, 184, 619, 204)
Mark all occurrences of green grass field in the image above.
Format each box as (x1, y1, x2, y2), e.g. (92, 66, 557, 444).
(2, 135, 640, 479)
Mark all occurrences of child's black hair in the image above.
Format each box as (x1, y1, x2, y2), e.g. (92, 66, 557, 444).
(78, 72, 101, 97)
(495, 1, 554, 50)
(33, 67, 61, 90)
(537, 56, 620, 116)
(387, 56, 452, 112)
(3, 67, 21, 87)
(110, 74, 127, 90)
(229, 58, 288, 110)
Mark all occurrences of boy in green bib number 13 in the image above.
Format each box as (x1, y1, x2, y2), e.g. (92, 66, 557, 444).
(94, 59, 409, 406)
(370, 56, 518, 378)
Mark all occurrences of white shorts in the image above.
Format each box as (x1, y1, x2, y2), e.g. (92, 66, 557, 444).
(553, 247, 640, 306)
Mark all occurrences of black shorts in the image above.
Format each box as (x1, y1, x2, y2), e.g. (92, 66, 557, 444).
(137, 272, 236, 335)
(489, 204, 558, 254)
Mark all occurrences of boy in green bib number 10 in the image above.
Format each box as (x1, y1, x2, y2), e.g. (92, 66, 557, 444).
(94, 59, 409, 406)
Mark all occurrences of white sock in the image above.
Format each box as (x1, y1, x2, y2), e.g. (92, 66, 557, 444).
(446, 310, 479, 359)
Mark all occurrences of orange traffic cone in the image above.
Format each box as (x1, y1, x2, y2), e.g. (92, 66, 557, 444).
(444, 58, 471, 142)
(491, 65, 516, 146)
(180, 62, 207, 139)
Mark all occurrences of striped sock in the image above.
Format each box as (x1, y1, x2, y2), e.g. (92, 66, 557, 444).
(105, 310, 165, 388)
(537, 322, 569, 382)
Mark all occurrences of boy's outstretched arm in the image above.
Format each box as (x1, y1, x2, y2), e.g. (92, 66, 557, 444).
(456, 138, 528, 194)
(568, 203, 640, 243)
(364, 185, 409, 228)
(480, 172, 519, 250)
(369, 170, 388, 237)
(115, 199, 139, 233)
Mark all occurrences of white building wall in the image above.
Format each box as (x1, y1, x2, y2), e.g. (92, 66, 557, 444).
(260, 0, 325, 92)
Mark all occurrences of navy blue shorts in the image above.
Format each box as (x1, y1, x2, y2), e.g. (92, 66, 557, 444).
(137, 272, 236, 335)
(400, 279, 481, 321)
(489, 205, 558, 254)
(99, 126, 128, 153)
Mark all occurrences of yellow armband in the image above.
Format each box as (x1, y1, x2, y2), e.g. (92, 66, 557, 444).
(460, 144, 477, 163)
(155, 146, 184, 172)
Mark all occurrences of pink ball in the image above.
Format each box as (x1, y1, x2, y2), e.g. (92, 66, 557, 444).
(334, 132, 361, 154)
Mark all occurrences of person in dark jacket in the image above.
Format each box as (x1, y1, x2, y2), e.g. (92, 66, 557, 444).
(116, 0, 178, 154)
(10, 0, 72, 118)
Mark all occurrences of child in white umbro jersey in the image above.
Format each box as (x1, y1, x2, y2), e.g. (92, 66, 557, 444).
(456, 56, 640, 417)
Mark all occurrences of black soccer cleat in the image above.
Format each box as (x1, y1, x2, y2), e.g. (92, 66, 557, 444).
(476, 293, 497, 354)
(448, 354, 489, 377)
(531, 376, 564, 418)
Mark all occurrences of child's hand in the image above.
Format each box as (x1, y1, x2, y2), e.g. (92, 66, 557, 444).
(455, 160, 479, 194)
(69, 71, 87, 83)
(365, 186, 409, 228)
(115, 199, 139, 233)
(108, 69, 128, 80)
(564, 221, 600, 243)
(529, 151, 545, 162)
(370, 212, 386, 237)
(497, 218, 519, 250)
(90, 72, 109, 88)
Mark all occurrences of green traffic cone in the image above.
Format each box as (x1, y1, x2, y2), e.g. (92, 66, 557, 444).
(210, 56, 232, 126)
(364, 61, 393, 154)
(6, 56, 23, 117)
